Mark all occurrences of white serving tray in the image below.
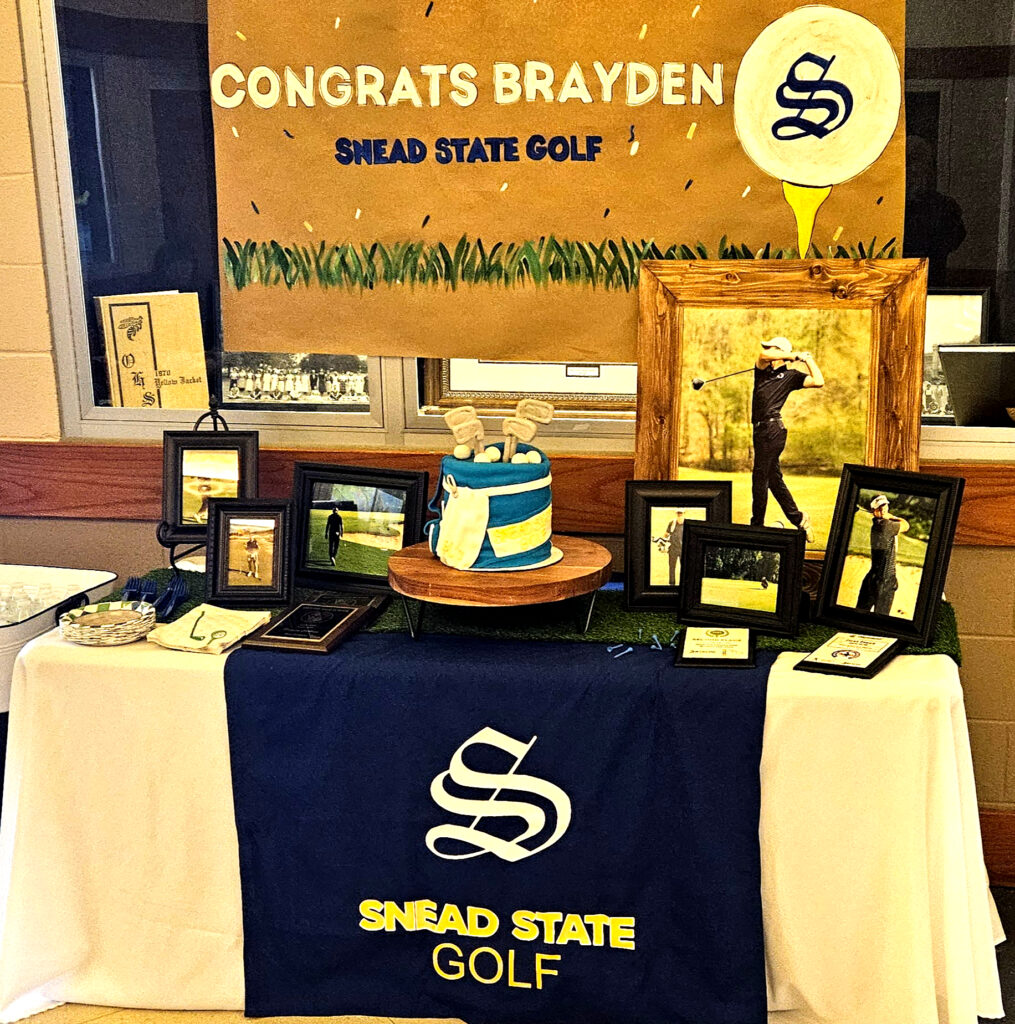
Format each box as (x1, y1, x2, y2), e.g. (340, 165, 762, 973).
(0, 565, 118, 711)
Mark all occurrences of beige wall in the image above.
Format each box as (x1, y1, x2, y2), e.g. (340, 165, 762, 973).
(0, 2, 59, 441)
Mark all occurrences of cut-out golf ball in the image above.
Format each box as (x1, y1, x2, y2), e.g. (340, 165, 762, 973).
(526, 450, 542, 464)
(453, 444, 472, 460)
(511, 453, 529, 464)
(484, 446, 501, 462)
(474, 453, 491, 463)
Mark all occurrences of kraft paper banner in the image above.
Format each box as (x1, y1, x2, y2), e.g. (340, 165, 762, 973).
(209, 1, 905, 361)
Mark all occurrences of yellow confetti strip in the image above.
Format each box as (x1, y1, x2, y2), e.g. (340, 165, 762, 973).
(687, 122, 697, 140)
(692, 4, 701, 16)
(355, 208, 362, 220)
(832, 225, 844, 241)
(500, 182, 509, 192)
(629, 140, 640, 156)
(235, 29, 247, 41)
(639, 23, 648, 40)
(742, 185, 751, 198)
(304, 221, 313, 232)
(231, 125, 239, 138)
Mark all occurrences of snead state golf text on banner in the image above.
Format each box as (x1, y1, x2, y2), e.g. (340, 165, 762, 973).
(208, 1, 905, 361)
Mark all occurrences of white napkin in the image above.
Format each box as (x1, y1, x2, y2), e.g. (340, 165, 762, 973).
(146, 603, 271, 655)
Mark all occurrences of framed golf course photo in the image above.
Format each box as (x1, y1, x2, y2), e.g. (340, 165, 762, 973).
(815, 465, 964, 646)
(292, 463, 429, 593)
(160, 431, 259, 544)
(678, 522, 806, 636)
(634, 260, 928, 558)
(205, 498, 293, 608)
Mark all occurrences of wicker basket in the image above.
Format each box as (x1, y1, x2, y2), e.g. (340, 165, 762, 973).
(59, 601, 157, 647)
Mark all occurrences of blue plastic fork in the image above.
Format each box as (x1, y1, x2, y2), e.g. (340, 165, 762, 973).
(121, 576, 142, 601)
(154, 574, 189, 621)
(137, 578, 158, 606)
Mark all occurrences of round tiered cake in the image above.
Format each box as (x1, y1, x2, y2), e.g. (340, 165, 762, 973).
(425, 442, 562, 571)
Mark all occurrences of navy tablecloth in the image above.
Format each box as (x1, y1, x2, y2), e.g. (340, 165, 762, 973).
(225, 633, 769, 1024)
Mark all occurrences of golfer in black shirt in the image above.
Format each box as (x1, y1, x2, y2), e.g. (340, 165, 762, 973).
(325, 507, 344, 566)
(856, 495, 909, 615)
(751, 336, 824, 541)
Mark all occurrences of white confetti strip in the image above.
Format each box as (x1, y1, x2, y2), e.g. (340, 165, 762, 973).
(231, 125, 239, 138)
(742, 185, 751, 198)
(832, 225, 844, 241)
(235, 29, 247, 41)
(355, 208, 362, 220)
(692, 4, 701, 16)
(629, 140, 640, 156)
(687, 122, 697, 140)
(334, 16, 340, 28)
(304, 221, 313, 232)
(638, 23, 648, 39)
(500, 182, 509, 192)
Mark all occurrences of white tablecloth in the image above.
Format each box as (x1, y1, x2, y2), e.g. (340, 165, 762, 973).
(0, 633, 1003, 1023)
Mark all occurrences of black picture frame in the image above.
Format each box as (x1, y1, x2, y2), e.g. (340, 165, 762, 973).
(678, 522, 805, 636)
(922, 287, 991, 424)
(292, 463, 429, 593)
(242, 597, 386, 654)
(160, 431, 259, 544)
(815, 465, 964, 646)
(624, 481, 733, 610)
(205, 498, 293, 607)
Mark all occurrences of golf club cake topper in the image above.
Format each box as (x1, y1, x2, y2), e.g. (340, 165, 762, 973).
(426, 401, 561, 572)
(734, 5, 902, 257)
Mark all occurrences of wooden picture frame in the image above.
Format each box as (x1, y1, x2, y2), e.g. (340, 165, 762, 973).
(160, 431, 259, 544)
(635, 259, 928, 556)
(815, 464, 964, 646)
(292, 463, 429, 593)
(624, 480, 733, 610)
(205, 498, 293, 607)
(678, 522, 806, 636)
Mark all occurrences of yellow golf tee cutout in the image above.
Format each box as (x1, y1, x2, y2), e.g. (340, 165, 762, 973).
(783, 182, 832, 258)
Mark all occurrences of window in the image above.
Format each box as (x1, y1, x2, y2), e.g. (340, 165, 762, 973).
(23, 0, 1015, 452)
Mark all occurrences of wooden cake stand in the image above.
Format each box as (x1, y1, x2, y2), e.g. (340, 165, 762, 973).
(388, 535, 613, 638)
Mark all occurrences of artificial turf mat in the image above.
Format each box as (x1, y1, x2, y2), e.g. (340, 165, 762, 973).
(115, 568, 961, 662)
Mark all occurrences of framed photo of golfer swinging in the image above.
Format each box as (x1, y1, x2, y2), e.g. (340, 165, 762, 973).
(292, 463, 429, 593)
(815, 465, 964, 646)
(624, 480, 733, 609)
(635, 260, 928, 558)
(205, 498, 294, 608)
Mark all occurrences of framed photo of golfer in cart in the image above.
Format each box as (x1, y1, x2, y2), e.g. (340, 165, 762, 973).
(204, 498, 293, 608)
(635, 260, 928, 558)
(292, 463, 429, 593)
(678, 522, 806, 636)
(624, 480, 733, 610)
(814, 465, 964, 646)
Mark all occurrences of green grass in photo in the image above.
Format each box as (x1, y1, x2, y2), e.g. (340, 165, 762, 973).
(222, 235, 899, 293)
(701, 577, 779, 613)
(305, 508, 404, 577)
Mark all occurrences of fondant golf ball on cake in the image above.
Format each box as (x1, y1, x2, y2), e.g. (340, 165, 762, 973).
(426, 401, 561, 571)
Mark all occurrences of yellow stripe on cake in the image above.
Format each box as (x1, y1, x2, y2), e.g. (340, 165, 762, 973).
(487, 506, 553, 559)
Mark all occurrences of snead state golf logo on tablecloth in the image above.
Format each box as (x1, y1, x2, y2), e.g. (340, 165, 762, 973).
(358, 725, 634, 992)
(207, 0, 904, 361)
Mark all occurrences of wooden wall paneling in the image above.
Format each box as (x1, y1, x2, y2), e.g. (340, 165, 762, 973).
(980, 808, 1015, 886)
(1, 443, 1014, 545)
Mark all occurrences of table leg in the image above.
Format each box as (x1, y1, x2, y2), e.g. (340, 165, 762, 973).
(401, 595, 425, 640)
(578, 590, 598, 634)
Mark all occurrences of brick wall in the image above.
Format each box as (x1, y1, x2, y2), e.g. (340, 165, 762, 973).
(0, 2, 60, 440)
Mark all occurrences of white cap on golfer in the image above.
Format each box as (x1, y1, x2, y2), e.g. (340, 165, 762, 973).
(761, 336, 792, 353)
(870, 495, 889, 511)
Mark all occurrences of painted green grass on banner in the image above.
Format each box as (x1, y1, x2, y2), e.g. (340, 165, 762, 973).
(222, 235, 899, 292)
